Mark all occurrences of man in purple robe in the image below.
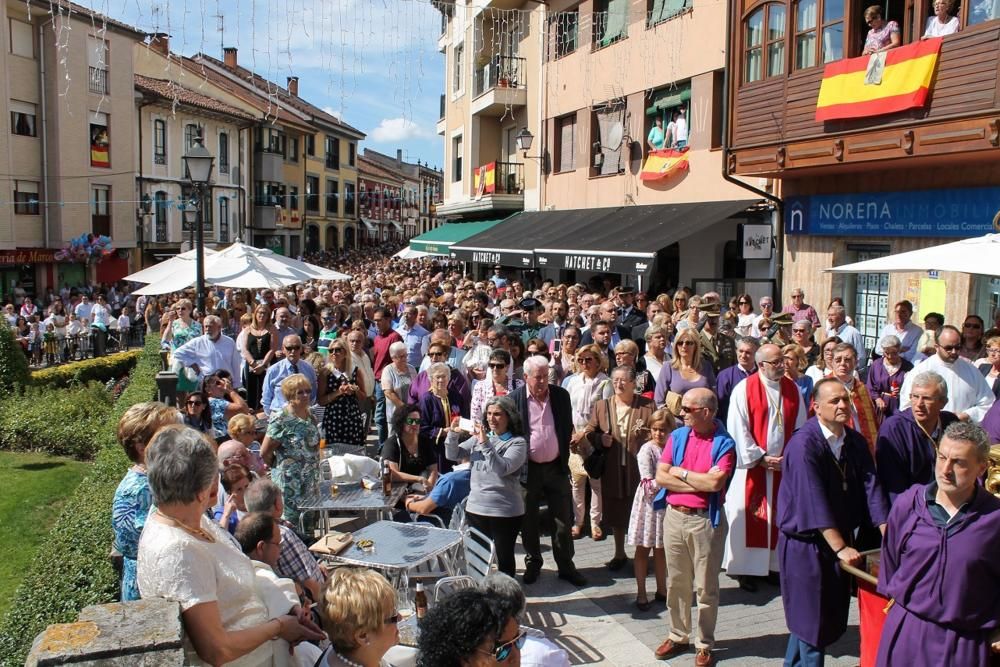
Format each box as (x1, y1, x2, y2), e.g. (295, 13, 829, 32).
(875, 371, 958, 504)
(716, 337, 758, 421)
(778, 378, 889, 666)
(980, 397, 1000, 444)
(876, 421, 1000, 666)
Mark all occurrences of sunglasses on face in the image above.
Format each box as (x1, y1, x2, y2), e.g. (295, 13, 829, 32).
(578, 357, 596, 364)
(938, 344, 961, 352)
(404, 417, 420, 426)
(187, 400, 203, 406)
(284, 345, 301, 351)
(489, 363, 506, 369)
(677, 340, 696, 347)
(480, 631, 527, 662)
(332, 348, 346, 354)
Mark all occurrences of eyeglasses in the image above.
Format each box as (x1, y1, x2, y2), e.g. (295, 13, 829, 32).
(938, 344, 961, 352)
(677, 340, 696, 347)
(792, 328, 809, 333)
(187, 400, 204, 406)
(987, 348, 1000, 355)
(332, 348, 346, 354)
(577, 357, 596, 364)
(963, 323, 982, 329)
(481, 631, 527, 662)
(429, 351, 446, 358)
(284, 345, 301, 351)
(738, 300, 751, 305)
(761, 303, 773, 308)
(758, 359, 781, 367)
(404, 417, 420, 426)
(489, 363, 507, 369)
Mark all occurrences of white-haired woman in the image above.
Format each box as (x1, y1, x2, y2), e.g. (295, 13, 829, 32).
(138, 425, 323, 666)
(380, 340, 416, 435)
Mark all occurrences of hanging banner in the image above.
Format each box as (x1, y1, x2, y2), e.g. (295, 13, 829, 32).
(473, 162, 496, 194)
(815, 38, 942, 121)
(639, 148, 689, 181)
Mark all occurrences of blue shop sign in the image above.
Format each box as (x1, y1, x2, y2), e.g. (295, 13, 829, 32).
(785, 187, 1000, 237)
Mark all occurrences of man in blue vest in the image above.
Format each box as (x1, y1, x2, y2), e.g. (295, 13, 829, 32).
(654, 387, 736, 667)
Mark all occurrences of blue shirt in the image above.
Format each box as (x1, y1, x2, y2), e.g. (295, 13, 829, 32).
(394, 323, 429, 368)
(429, 468, 472, 509)
(261, 358, 317, 414)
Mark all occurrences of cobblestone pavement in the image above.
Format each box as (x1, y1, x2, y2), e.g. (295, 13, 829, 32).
(516, 532, 862, 667)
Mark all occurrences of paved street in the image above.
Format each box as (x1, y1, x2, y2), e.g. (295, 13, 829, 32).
(516, 533, 862, 666)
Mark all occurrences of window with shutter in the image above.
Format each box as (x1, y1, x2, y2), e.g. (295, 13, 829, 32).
(596, 107, 624, 175)
(557, 115, 576, 172)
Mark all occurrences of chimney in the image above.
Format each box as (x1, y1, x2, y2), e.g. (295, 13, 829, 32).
(396, 149, 403, 165)
(223, 47, 238, 69)
(287, 76, 299, 97)
(149, 32, 170, 57)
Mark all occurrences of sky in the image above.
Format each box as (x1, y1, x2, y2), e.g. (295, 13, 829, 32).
(77, 0, 447, 168)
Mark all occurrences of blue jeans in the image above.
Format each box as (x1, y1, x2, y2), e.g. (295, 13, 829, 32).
(784, 634, 824, 667)
(374, 382, 388, 443)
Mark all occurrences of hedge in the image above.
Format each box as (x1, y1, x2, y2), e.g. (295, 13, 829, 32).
(0, 325, 28, 399)
(0, 383, 114, 459)
(30, 350, 142, 390)
(0, 336, 162, 667)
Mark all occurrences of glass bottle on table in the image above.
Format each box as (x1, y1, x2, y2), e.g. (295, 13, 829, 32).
(382, 457, 392, 496)
(414, 582, 428, 619)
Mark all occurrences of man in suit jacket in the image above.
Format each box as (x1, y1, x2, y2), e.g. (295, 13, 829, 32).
(631, 300, 667, 356)
(581, 320, 629, 369)
(512, 356, 587, 587)
(617, 286, 647, 332)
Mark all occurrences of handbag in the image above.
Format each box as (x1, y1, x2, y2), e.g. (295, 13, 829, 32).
(583, 400, 613, 479)
(665, 390, 684, 417)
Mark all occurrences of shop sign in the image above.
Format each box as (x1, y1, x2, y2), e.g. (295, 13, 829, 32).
(534, 250, 654, 278)
(0, 248, 59, 265)
(738, 223, 773, 259)
(785, 187, 1000, 237)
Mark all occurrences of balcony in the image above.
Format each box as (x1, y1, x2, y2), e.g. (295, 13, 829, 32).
(471, 56, 527, 116)
(253, 150, 284, 182)
(729, 25, 1000, 176)
(435, 161, 525, 216)
(88, 67, 109, 94)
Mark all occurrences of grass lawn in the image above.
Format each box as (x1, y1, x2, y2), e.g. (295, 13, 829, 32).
(0, 452, 89, 618)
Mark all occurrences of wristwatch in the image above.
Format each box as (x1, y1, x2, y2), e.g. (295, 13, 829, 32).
(681, 469, 689, 482)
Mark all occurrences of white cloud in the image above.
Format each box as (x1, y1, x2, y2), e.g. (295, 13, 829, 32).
(322, 106, 343, 120)
(370, 117, 430, 143)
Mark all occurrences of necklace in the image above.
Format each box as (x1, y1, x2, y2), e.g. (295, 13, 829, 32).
(154, 510, 216, 543)
(329, 648, 366, 667)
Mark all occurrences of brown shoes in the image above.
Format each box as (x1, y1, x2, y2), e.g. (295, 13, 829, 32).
(654, 638, 689, 660)
(694, 648, 714, 666)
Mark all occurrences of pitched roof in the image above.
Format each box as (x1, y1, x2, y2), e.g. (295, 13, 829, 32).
(65, 2, 145, 37)
(358, 156, 404, 185)
(193, 53, 365, 140)
(135, 75, 256, 122)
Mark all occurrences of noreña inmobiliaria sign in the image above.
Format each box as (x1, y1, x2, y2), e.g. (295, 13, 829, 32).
(785, 186, 1000, 238)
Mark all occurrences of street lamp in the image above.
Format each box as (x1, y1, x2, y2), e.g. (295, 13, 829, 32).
(515, 128, 548, 174)
(182, 135, 215, 315)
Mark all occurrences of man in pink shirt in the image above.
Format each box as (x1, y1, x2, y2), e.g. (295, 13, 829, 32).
(511, 356, 587, 587)
(654, 387, 736, 667)
(782, 287, 822, 329)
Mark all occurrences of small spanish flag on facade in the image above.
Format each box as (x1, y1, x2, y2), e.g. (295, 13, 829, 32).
(815, 37, 943, 122)
(473, 162, 496, 194)
(639, 148, 689, 181)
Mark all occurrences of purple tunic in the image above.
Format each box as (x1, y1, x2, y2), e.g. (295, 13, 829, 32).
(876, 484, 1000, 666)
(715, 364, 755, 421)
(981, 399, 1000, 444)
(865, 358, 912, 420)
(875, 408, 959, 505)
(777, 418, 890, 649)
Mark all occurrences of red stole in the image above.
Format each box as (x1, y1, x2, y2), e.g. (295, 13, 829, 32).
(745, 374, 799, 550)
(847, 381, 879, 457)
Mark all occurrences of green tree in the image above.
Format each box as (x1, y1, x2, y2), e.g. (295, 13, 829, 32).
(0, 325, 29, 397)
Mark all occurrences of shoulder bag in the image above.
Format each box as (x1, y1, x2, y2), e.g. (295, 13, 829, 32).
(583, 399, 613, 479)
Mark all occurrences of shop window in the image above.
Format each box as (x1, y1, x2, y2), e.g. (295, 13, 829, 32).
(9, 18, 33, 58)
(90, 112, 110, 168)
(648, 0, 691, 27)
(10, 101, 36, 137)
(13, 181, 39, 215)
(91, 185, 111, 236)
(594, 0, 629, 49)
(644, 83, 691, 150)
(153, 119, 167, 164)
(744, 3, 786, 83)
(154, 190, 168, 242)
(794, 0, 844, 70)
(554, 113, 577, 172)
(843, 244, 889, 351)
(218, 132, 230, 174)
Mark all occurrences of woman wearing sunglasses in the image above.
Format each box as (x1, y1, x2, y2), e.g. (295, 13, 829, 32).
(318, 566, 403, 667)
(653, 329, 716, 418)
(382, 404, 439, 491)
(470, 349, 523, 424)
(417, 588, 524, 667)
(182, 387, 216, 441)
(318, 340, 367, 449)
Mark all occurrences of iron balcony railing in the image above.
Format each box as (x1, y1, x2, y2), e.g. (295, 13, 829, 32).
(473, 55, 526, 98)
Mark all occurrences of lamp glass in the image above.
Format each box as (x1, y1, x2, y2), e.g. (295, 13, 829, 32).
(515, 128, 533, 152)
(183, 141, 215, 184)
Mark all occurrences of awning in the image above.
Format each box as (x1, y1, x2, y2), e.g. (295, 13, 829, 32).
(534, 200, 759, 277)
(360, 218, 377, 232)
(390, 221, 404, 232)
(646, 86, 692, 115)
(409, 219, 507, 255)
(393, 246, 441, 260)
(450, 208, 616, 268)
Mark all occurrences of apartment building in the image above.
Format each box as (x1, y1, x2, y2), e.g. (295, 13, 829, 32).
(363, 148, 445, 237)
(358, 155, 404, 244)
(1, 1, 142, 297)
(134, 35, 256, 267)
(434, 0, 545, 223)
(726, 0, 1000, 345)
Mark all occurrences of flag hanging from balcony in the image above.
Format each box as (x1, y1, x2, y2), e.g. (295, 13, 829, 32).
(473, 162, 496, 195)
(815, 37, 943, 122)
(640, 148, 690, 181)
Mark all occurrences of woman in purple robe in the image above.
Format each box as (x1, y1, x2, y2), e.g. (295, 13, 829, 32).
(865, 335, 912, 422)
(876, 422, 1000, 666)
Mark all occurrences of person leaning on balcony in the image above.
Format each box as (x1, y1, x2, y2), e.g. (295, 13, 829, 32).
(647, 117, 666, 151)
(923, 0, 961, 37)
(862, 5, 902, 55)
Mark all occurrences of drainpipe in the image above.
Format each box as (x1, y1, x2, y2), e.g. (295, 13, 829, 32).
(136, 97, 150, 269)
(39, 18, 55, 251)
(720, 0, 785, 299)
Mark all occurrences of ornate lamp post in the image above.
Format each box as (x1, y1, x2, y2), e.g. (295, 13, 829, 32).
(182, 135, 215, 314)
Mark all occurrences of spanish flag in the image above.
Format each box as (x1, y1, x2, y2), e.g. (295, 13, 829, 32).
(473, 162, 496, 194)
(815, 37, 943, 122)
(639, 148, 689, 181)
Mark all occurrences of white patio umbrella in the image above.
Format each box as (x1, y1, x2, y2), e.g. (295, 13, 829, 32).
(827, 233, 1000, 276)
(392, 246, 438, 260)
(123, 247, 219, 284)
(134, 240, 351, 295)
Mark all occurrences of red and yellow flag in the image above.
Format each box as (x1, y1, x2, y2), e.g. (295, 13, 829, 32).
(815, 38, 943, 122)
(473, 162, 496, 194)
(639, 148, 689, 181)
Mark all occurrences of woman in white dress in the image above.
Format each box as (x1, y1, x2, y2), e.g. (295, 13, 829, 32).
(137, 424, 323, 666)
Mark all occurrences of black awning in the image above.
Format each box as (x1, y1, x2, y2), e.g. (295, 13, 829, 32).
(449, 208, 614, 268)
(533, 199, 760, 276)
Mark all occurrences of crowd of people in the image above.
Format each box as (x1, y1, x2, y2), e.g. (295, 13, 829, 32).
(100, 240, 1000, 667)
